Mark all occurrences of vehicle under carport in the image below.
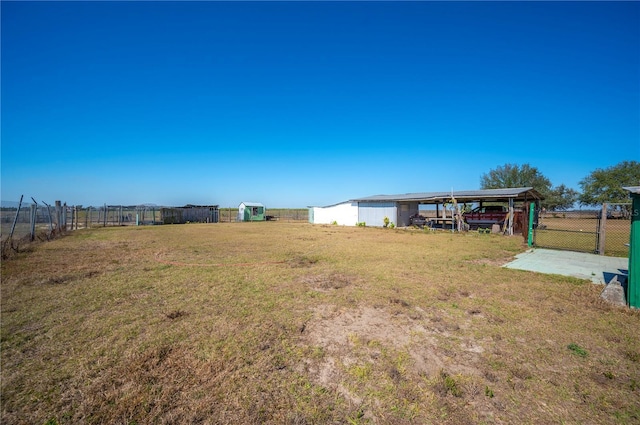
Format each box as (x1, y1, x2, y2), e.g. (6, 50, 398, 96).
(350, 187, 544, 237)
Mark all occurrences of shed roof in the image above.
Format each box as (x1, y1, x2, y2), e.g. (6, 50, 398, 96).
(623, 186, 640, 194)
(181, 204, 219, 208)
(351, 187, 544, 203)
(240, 202, 264, 207)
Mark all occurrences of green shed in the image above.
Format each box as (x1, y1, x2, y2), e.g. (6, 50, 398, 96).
(238, 202, 266, 222)
(623, 187, 639, 308)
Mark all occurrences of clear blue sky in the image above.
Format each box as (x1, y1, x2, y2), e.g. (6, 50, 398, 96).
(2, 1, 639, 208)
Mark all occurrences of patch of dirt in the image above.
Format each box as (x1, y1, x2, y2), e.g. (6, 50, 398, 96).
(298, 272, 354, 291)
(165, 310, 188, 320)
(300, 304, 486, 389)
(35, 270, 101, 285)
(287, 255, 320, 268)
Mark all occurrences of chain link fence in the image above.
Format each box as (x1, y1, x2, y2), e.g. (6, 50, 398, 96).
(216, 207, 309, 223)
(2, 199, 309, 246)
(1, 200, 166, 244)
(534, 204, 631, 257)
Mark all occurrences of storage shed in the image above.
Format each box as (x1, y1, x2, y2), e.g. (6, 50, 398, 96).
(238, 202, 266, 222)
(623, 186, 639, 308)
(160, 205, 219, 224)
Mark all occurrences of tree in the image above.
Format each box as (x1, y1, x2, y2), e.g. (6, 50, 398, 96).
(481, 163, 552, 195)
(545, 184, 579, 211)
(480, 163, 577, 210)
(579, 160, 640, 206)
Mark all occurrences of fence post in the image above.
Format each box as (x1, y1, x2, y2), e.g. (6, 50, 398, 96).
(30, 203, 36, 241)
(104, 204, 107, 227)
(42, 201, 53, 236)
(527, 202, 535, 247)
(55, 201, 62, 234)
(7, 195, 23, 243)
(598, 203, 607, 255)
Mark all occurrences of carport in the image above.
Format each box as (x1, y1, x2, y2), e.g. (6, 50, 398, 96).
(351, 187, 543, 235)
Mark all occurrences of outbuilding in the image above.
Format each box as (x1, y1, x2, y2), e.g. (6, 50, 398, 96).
(309, 201, 359, 226)
(160, 205, 219, 224)
(310, 187, 543, 236)
(623, 186, 639, 308)
(238, 202, 266, 222)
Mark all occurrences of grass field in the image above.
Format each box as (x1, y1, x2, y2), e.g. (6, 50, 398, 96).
(1, 223, 639, 424)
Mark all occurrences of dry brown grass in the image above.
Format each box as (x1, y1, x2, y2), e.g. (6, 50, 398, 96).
(1, 222, 639, 424)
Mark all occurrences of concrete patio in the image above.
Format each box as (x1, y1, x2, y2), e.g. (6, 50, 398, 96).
(504, 248, 628, 286)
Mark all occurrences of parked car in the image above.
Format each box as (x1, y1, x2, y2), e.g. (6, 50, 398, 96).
(409, 213, 429, 227)
(463, 205, 518, 228)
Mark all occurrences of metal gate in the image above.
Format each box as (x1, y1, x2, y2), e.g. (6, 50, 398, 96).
(533, 204, 631, 257)
(534, 210, 600, 253)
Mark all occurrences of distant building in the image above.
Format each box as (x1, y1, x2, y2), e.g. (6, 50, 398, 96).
(161, 205, 219, 224)
(238, 202, 265, 222)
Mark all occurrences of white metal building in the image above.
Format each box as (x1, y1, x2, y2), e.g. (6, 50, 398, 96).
(309, 201, 358, 226)
(309, 188, 544, 232)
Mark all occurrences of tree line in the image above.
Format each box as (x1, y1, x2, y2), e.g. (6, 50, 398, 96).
(480, 160, 640, 211)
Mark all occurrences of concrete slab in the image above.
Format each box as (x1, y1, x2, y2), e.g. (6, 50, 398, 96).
(504, 248, 628, 285)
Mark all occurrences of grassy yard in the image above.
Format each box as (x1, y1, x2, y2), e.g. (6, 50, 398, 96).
(1, 223, 639, 424)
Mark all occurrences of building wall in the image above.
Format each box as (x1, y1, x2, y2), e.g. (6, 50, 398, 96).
(358, 202, 398, 227)
(311, 202, 359, 225)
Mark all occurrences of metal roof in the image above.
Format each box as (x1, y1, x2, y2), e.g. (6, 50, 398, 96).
(308, 200, 354, 208)
(239, 202, 264, 207)
(623, 186, 640, 194)
(350, 187, 544, 203)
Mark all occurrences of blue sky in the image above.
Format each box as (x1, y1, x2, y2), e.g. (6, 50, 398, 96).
(2, 1, 639, 208)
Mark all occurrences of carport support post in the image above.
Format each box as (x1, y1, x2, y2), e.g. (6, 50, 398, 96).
(508, 198, 514, 236)
(527, 202, 535, 247)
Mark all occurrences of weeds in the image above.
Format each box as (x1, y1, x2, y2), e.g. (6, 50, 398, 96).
(2, 222, 639, 425)
(485, 385, 494, 398)
(568, 343, 589, 357)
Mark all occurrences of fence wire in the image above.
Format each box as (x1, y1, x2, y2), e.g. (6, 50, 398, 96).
(534, 206, 631, 257)
(2, 200, 310, 243)
(1, 201, 170, 243)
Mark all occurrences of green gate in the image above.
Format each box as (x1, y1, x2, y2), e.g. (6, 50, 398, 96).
(533, 204, 631, 257)
(534, 210, 600, 254)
